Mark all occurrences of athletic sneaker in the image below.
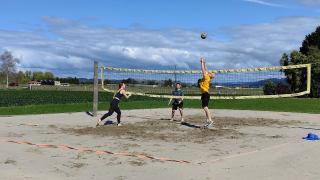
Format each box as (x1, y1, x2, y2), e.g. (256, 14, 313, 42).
(204, 120, 214, 128)
(117, 123, 123, 126)
(96, 119, 101, 127)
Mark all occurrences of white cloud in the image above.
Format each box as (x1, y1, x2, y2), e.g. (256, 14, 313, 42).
(0, 16, 319, 77)
(298, 0, 320, 5)
(243, 0, 285, 7)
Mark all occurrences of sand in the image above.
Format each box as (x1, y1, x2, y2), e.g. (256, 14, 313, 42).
(0, 108, 320, 180)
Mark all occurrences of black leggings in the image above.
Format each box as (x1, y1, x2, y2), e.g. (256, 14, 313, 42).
(100, 100, 121, 124)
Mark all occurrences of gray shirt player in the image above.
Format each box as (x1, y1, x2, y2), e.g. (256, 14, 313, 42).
(172, 89, 184, 104)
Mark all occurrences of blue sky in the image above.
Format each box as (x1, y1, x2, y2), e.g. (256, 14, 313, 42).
(0, 0, 319, 77)
(1, 0, 319, 30)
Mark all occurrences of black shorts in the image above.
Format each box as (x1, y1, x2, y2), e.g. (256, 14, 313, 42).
(201, 92, 210, 108)
(172, 101, 184, 110)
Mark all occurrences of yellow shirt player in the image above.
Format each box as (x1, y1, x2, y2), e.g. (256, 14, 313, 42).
(199, 57, 215, 128)
(199, 74, 212, 94)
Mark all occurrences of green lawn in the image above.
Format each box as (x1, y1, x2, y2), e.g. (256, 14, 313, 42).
(0, 98, 319, 115)
(0, 90, 154, 107)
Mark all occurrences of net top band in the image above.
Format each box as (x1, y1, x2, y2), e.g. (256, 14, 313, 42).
(102, 64, 311, 74)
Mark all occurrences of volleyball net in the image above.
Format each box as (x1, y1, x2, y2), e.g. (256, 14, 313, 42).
(100, 64, 311, 99)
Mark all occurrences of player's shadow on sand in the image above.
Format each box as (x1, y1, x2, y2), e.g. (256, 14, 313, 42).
(180, 122, 201, 129)
(103, 120, 115, 126)
(278, 125, 320, 131)
(85, 112, 115, 126)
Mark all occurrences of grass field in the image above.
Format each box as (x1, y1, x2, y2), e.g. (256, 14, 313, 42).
(1, 98, 319, 115)
(0, 90, 155, 107)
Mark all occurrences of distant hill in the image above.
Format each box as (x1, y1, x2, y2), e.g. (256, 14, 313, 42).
(79, 77, 289, 88)
(213, 78, 288, 88)
(79, 78, 93, 83)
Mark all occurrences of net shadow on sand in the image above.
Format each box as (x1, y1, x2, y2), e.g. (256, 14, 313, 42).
(276, 125, 320, 131)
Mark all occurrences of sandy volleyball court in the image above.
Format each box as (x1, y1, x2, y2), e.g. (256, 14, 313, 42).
(0, 109, 320, 180)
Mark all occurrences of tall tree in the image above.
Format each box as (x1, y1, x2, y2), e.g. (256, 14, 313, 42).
(32, 71, 44, 80)
(300, 26, 320, 56)
(25, 71, 32, 80)
(44, 72, 54, 80)
(16, 71, 31, 84)
(0, 51, 20, 88)
(280, 51, 308, 93)
(281, 26, 320, 97)
(279, 53, 289, 66)
(300, 26, 320, 97)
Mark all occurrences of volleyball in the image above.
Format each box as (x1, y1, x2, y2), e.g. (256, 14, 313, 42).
(201, 32, 207, 39)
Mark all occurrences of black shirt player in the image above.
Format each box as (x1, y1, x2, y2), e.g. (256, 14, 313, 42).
(96, 83, 131, 127)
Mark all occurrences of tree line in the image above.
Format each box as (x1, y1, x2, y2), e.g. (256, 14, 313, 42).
(279, 26, 320, 97)
(264, 26, 320, 97)
(0, 51, 81, 86)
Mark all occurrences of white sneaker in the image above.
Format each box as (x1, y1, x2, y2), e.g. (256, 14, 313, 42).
(170, 118, 174, 122)
(204, 120, 214, 128)
(117, 123, 123, 126)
